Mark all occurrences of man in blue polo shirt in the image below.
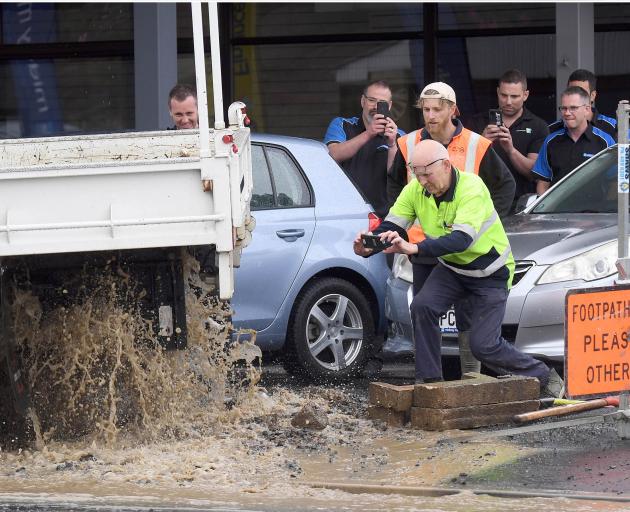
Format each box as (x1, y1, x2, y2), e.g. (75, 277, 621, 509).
(548, 69, 617, 140)
(324, 80, 404, 219)
(534, 86, 615, 194)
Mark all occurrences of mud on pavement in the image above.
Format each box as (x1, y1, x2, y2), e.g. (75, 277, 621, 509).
(2, 374, 630, 512)
(1, 260, 630, 511)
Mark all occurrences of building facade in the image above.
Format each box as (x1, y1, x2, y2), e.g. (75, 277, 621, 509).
(1, 3, 628, 139)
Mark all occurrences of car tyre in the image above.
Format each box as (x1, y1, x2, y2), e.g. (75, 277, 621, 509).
(285, 277, 374, 382)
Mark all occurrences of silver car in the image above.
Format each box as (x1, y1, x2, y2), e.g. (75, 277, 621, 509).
(384, 145, 622, 364)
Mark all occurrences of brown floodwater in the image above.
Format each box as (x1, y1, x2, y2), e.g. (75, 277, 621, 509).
(0, 253, 627, 511)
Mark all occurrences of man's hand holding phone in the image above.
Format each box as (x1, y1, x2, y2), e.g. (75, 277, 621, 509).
(367, 101, 389, 138)
(361, 233, 393, 250)
(353, 230, 419, 257)
(482, 109, 503, 141)
(354, 231, 389, 256)
(375, 100, 398, 148)
(376, 101, 390, 123)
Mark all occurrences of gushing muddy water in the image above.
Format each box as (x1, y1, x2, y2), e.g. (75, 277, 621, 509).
(0, 254, 626, 511)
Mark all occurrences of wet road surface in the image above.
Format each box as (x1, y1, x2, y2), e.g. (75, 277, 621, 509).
(2, 361, 630, 511)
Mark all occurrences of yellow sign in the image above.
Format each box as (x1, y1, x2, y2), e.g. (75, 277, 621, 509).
(565, 285, 630, 397)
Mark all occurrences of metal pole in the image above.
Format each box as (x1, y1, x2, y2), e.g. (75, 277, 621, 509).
(207, 2, 225, 129)
(617, 101, 630, 277)
(616, 100, 630, 439)
(191, 2, 211, 160)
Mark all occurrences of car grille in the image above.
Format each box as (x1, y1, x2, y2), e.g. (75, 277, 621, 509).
(512, 260, 534, 286)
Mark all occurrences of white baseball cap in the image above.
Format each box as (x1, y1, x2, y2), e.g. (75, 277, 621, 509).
(417, 82, 460, 115)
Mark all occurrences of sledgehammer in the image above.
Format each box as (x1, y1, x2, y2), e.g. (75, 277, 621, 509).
(513, 396, 620, 424)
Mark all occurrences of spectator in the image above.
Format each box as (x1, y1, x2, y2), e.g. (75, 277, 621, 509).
(548, 69, 616, 140)
(388, 82, 515, 218)
(534, 86, 615, 194)
(324, 80, 404, 219)
(388, 81, 515, 376)
(354, 139, 563, 398)
(470, 69, 549, 211)
(168, 84, 199, 130)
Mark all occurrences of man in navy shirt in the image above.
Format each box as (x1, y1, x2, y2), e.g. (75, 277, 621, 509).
(324, 80, 404, 219)
(534, 86, 615, 194)
(470, 69, 549, 211)
(548, 69, 617, 140)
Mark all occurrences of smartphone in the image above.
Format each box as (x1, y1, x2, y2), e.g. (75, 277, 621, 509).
(489, 109, 503, 127)
(376, 101, 390, 119)
(361, 233, 392, 250)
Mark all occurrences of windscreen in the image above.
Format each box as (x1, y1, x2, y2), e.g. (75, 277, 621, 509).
(531, 148, 619, 214)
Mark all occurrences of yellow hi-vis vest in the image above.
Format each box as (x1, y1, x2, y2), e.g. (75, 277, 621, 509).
(386, 169, 514, 288)
(397, 128, 492, 243)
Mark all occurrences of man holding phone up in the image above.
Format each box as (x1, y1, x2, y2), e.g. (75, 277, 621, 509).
(353, 139, 563, 398)
(324, 80, 405, 219)
(469, 69, 549, 211)
(387, 81, 515, 376)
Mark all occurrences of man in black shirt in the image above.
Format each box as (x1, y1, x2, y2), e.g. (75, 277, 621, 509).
(323, 80, 404, 219)
(548, 69, 617, 140)
(470, 69, 548, 211)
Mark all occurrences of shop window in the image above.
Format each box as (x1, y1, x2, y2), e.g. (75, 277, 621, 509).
(231, 40, 422, 140)
(442, 34, 556, 124)
(438, 3, 555, 31)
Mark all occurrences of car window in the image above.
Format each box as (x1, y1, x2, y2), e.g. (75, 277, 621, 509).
(266, 146, 311, 208)
(250, 144, 312, 211)
(251, 144, 274, 209)
(531, 148, 619, 214)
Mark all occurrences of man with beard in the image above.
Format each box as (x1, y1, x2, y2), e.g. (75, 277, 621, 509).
(324, 80, 404, 219)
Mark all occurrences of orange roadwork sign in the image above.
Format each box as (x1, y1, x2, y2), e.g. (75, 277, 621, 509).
(565, 285, 630, 398)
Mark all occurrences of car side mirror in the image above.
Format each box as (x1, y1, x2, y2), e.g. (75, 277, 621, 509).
(514, 193, 538, 213)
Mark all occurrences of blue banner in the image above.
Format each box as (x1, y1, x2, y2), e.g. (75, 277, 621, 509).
(2, 3, 63, 137)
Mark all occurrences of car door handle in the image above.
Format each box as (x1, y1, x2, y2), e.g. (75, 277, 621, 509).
(276, 229, 305, 241)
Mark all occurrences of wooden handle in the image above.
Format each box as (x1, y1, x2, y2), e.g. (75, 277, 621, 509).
(514, 398, 610, 423)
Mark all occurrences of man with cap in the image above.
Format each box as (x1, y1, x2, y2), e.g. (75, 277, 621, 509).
(387, 81, 515, 376)
(355, 139, 563, 397)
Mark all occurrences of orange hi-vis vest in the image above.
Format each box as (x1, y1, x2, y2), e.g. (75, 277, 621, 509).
(397, 127, 492, 243)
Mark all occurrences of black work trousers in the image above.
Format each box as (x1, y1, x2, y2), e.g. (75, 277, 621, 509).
(412, 263, 472, 331)
(410, 262, 550, 385)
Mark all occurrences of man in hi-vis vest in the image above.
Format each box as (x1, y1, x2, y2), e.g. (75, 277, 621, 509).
(387, 82, 515, 376)
(354, 139, 562, 398)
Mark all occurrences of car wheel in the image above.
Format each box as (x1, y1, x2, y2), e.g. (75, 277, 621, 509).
(285, 277, 374, 382)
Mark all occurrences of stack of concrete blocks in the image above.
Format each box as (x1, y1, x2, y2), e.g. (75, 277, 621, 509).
(368, 382, 414, 427)
(368, 374, 540, 430)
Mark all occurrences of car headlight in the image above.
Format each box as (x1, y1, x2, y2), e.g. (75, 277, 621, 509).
(537, 240, 618, 285)
(392, 253, 413, 283)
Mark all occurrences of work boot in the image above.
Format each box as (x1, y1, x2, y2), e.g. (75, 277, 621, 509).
(458, 331, 481, 375)
(540, 367, 565, 399)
